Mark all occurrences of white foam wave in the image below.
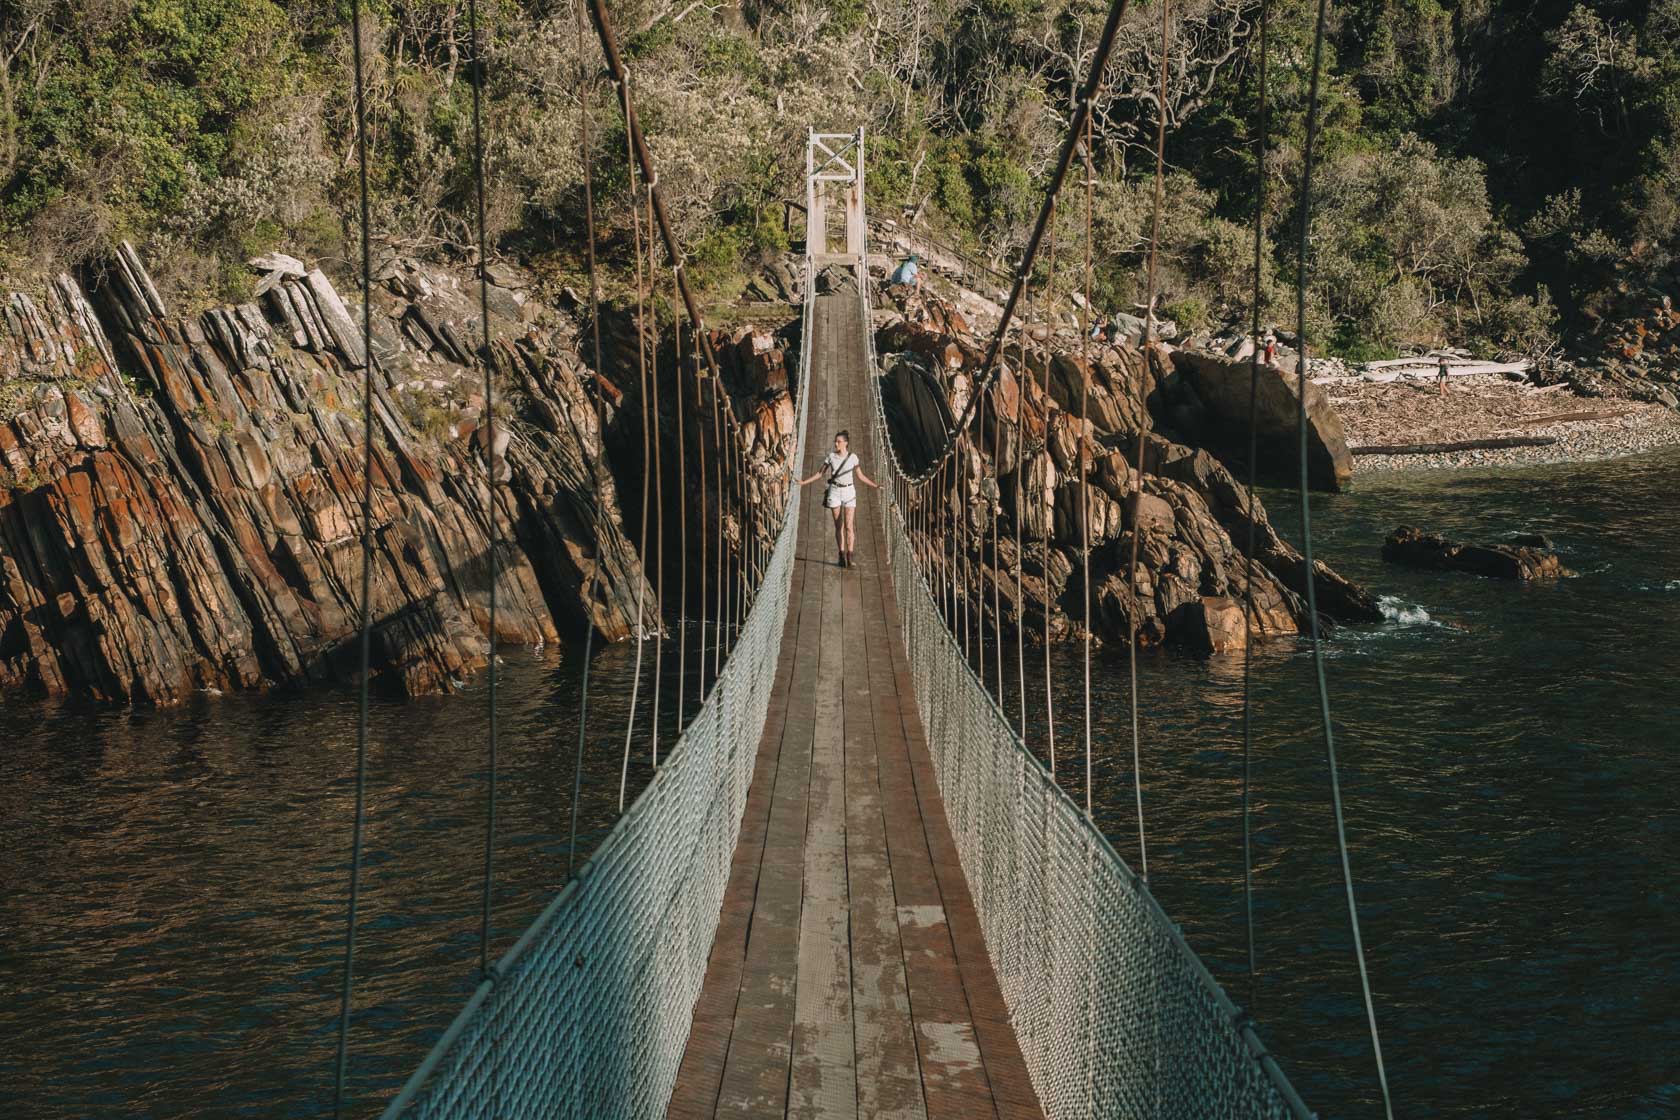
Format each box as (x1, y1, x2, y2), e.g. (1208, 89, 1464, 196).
(1378, 595, 1432, 625)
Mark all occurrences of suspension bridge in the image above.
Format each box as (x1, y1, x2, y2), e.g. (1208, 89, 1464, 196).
(330, 0, 1395, 1116)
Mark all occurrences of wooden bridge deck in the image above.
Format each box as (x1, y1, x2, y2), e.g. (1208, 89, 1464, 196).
(666, 294, 1042, 1120)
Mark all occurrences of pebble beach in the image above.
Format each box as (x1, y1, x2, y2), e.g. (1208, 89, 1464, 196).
(1319, 369, 1680, 473)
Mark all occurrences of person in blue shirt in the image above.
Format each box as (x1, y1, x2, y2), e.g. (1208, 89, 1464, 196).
(888, 254, 922, 291)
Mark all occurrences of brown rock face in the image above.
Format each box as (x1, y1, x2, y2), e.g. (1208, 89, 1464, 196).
(1148, 440, 1382, 623)
(1169, 350, 1354, 492)
(0, 246, 659, 705)
(874, 283, 1377, 652)
(1123, 491, 1175, 535)
(591, 303, 800, 611)
(1173, 597, 1250, 653)
(1382, 526, 1574, 580)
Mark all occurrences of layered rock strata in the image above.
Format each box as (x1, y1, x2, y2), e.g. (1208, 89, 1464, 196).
(0, 246, 662, 704)
(593, 308, 798, 605)
(875, 284, 1380, 654)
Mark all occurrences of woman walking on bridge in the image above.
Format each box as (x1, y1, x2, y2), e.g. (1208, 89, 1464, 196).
(796, 430, 879, 567)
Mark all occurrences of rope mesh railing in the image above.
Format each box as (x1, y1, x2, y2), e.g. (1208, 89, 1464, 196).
(860, 259, 1313, 1120)
(378, 257, 813, 1120)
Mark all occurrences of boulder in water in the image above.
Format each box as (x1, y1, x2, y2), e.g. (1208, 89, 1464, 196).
(1382, 526, 1573, 580)
(1172, 596, 1249, 654)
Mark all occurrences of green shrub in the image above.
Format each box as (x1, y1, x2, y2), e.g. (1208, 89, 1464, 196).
(1163, 297, 1209, 334)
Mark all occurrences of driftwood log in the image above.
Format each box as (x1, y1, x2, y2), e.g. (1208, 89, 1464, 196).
(1493, 408, 1633, 430)
(1351, 436, 1557, 456)
(1361, 357, 1533, 378)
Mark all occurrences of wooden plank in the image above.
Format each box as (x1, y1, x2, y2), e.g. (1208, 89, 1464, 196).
(668, 287, 1043, 1120)
(833, 337, 997, 1118)
(848, 348, 1042, 1120)
(865, 520, 1042, 1120)
(837, 312, 929, 1120)
(788, 451, 856, 1118)
(706, 397, 828, 1116)
(667, 481, 817, 1119)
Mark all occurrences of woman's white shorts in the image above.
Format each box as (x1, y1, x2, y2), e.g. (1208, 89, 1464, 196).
(824, 486, 857, 509)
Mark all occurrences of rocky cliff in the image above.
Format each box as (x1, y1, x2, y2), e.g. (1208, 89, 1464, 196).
(0, 246, 662, 705)
(874, 282, 1380, 654)
(594, 309, 799, 604)
(1167, 350, 1355, 491)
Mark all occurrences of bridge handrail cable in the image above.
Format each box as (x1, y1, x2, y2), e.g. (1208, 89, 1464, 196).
(859, 248, 1315, 1118)
(376, 254, 814, 1120)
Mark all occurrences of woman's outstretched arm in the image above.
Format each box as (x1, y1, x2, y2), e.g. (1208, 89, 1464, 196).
(854, 466, 881, 489)
(795, 466, 826, 485)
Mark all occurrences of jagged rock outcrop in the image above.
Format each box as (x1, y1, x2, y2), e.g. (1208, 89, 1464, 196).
(1168, 350, 1355, 491)
(875, 280, 1380, 654)
(595, 310, 798, 601)
(1382, 526, 1573, 580)
(0, 244, 658, 705)
(1544, 255, 1680, 411)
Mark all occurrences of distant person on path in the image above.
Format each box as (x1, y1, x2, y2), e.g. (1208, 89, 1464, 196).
(889, 254, 922, 293)
(796, 430, 880, 568)
(1262, 333, 1277, 366)
(1437, 354, 1450, 397)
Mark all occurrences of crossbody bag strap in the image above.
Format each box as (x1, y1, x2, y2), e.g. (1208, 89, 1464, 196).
(826, 453, 857, 488)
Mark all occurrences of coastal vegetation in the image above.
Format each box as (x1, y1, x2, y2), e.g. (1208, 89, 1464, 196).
(3, 1, 1680, 362)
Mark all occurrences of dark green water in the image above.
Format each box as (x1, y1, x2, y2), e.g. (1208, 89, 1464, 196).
(3, 450, 1677, 1118)
(1010, 447, 1680, 1119)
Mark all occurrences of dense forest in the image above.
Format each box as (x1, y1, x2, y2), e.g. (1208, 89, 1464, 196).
(2, 0, 1677, 362)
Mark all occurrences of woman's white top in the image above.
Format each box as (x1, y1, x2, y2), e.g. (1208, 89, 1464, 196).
(823, 451, 858, 508)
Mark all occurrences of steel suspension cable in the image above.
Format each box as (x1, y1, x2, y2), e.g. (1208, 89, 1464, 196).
(712, 383, 725, 677)
(675, 294, 689, 732)
(1295, 1, 1395, 1112)
(694, 327, 709, 710)
(583, 0, 721, 380)
(735, 431, 746, 632)
(1239, 0, 1270, 1009)
(940, 462, 950, 625)
(618, 74, 652, 813)
(465, 0, 499, 982)
(1015, 282, 1029, 743)
(976, 392, 988, 678)
(646, 183, 665, 770)
(583, 0, 759, 665)
(929, 476, 937, 594)
(944, 463, 952, 627)
(1043, 200, 1058, 783)
(1124, 0, 1172, 882)
(927, 476, 935, 588)
(332, 4, 376, 1112)
(962, 409, 973, 664)
(567, 7, 605, 876)
(729, 396, 739, 641)
(951, 463, 962, 639)
(931, 464, 941, 617)
(728, 416, 739, 622)
(969, 422, 980, 671)
(990, 391, 1003, 702)
(1079, 108, 1095, 817)
(901, 0, 1136, 487)
(920, 477, 930, 584)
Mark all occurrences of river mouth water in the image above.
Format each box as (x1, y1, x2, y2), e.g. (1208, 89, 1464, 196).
(3, 449, 1678, 1118)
